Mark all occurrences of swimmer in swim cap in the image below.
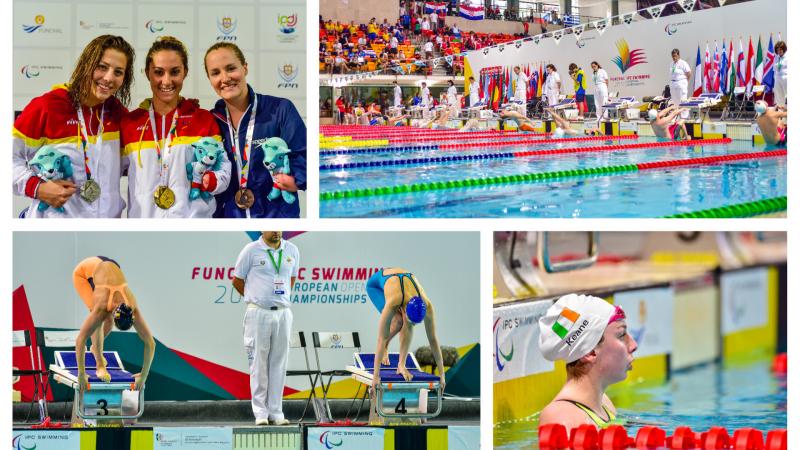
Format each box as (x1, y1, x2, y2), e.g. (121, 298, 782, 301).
(72, 256, 155, 423)
(544, 107, 583, 137)
(365, 268, 445, 391)
(649, 104, 689, 141)
(754, 100, 768, 115)
(538, 294, 637, 430)
(755, 103, 788, 146)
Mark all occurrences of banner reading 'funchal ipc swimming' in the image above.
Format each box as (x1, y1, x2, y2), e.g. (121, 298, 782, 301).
(465, 0, 785, 100)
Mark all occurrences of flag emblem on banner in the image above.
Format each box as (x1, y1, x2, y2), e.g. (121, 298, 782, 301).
(552, 307, 581, 339)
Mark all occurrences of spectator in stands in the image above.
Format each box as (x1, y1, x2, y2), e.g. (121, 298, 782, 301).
(333, 52, 348, 74)
(424, 40, 434, 60)
(430, 10, 438, 32)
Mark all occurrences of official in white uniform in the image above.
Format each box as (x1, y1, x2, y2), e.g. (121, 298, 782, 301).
(468, 76, 480, 106)
(774, 41, 787, 107)
(669, 49, 691, 119)
(393, 81, 403, 107)
(513, 66, 529, 102)
(233, 231, 300, 426)
(590, 61, 609, 122)
(446, 80, 458, 106)
(421, 82, 431, 108)
(544, 64, 561, 106)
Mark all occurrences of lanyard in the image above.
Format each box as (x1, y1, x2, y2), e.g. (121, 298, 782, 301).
(267, 248, 283, 274)
(76, 105, 105, 180)
(226, 95, 258, 189)
(148, 104, 180, 184)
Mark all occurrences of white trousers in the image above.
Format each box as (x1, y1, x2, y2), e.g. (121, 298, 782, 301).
(546, 90, 559, 106)
(594, 85, 609, 122)
(243, 305, 293, 421)
(774, 77, 787, 107)
(670, 80, 689, 118)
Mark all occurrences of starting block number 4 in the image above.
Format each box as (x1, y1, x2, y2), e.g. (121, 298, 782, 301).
(381, 389, 428, 416)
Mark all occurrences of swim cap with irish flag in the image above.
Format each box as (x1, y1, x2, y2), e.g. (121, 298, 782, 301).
(538, 294, 617, 363)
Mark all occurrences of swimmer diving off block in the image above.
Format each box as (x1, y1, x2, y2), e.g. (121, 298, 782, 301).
(72, 256, 155, 421)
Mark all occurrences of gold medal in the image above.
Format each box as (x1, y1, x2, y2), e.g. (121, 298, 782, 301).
(80, 179, 102, 203)
(235, 188, 255, 209)
(154, 185, 176, 209)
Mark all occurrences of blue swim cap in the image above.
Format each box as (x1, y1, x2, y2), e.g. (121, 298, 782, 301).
(114, 303, 135, 331)
(406, 296, 427, 324)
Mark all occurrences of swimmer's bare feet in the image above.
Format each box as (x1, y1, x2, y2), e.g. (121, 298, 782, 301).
(382, 354, 390, 366)
(95, 367, 111, 383)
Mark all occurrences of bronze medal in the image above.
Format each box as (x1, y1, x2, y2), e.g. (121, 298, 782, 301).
(154, 185, 176, 209)
(80, 179, 102, 203)
(235, 188, 255, 209)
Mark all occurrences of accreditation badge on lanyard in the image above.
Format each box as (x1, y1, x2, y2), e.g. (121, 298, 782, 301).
(76, 105, 105, 203)
(267, 248, 285, 295)
(227, 95, 258, 213)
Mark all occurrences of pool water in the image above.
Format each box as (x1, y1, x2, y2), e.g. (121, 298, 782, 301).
(493, 359, 787, 449)
(319, 136, 786, 218)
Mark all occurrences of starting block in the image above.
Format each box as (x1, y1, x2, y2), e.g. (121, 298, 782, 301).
(680, 93, 722, 123)
(602, 96, 639, 121)
(346, 352, 443, 419)
(49, 351, 144, 421)
(465, 100, 487, 118)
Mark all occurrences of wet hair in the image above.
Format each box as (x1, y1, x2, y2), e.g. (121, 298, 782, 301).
(203, 42, 248, 76)
(775, 41, 787, 53)
(145, 36, 189, 77)
(546, 64, 556, 71)
(68, 35, 135, 108)
(565, 335, 604, 378)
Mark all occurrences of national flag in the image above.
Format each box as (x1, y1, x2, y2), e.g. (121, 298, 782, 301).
(763, 35, 775, 93)
(728, 40, 737, 95)
(423, 2, 447, 13)
(745, 36, 754, 93)
(552, 307, 581, 339)
(506, 67, 514, 101)
(459, 3, 484, 20)
(720, 39, 729, 94)
(693, 45, 703, 97)
(736, 38, 746, 88)
(712, 41, 720, 93)
(754, 35, 764, 87)
(704, 42, 711, 93)
(538, 64, 544, 97)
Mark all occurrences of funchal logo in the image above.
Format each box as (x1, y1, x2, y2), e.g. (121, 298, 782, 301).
(217, 16, 238, 41)
(22, 14, 61, 34)
(12, 435, 36, 450)
(612, 38, 647, 73)
(493, 318, 514, 372)
(319, 431, 343, 449)
(145, 20, 165, 33)
(277, 63, 299, 88)
(278, 13, 298, 34)
(20, 65, 40, 79)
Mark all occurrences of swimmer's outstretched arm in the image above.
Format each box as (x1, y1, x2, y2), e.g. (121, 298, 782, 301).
(423, 304, 446, 388)
(132, 308, 155, 391)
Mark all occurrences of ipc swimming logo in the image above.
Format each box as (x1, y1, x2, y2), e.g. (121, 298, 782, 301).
(145, 20, 164, 33)
(22, 15, 45, 33)
(20, 65, 40, 79)
(493, 318, 514, 372)
(665, 23, 678, 35)
(12, 435, 36, 450)
(612, 39, 647, 73)
(319, 431, 343, 449)
(278, 14, 298, 34)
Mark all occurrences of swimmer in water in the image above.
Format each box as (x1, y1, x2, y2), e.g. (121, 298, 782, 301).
(754, 100, 787, 146)
(648, 104, 690, 141)
(420, 108, 480, 132)
(538, 294, 637, 430)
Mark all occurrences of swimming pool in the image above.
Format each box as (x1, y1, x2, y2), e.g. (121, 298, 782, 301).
(319, 128, 787, 218)
(492, 358, 787, 449)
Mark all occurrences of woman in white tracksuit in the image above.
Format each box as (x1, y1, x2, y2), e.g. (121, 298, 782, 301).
(469, 76, 480, 106)
(544, 64, 561, 106)
(774, 41, 787, 107)
(591, 61, 609, 123)
(669, 49, 691, 119)
(514, 66, 529, 102)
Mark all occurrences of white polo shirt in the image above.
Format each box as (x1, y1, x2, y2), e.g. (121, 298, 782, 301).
(234, 238, 300, 309)
(670, 59, 691, 83)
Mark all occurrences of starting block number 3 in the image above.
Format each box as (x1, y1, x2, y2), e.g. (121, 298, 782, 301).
(95, 399, 109, 416)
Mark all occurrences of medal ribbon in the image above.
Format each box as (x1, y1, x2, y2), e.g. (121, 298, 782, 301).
(76, 105, 105, 181)
(148, 104, 180, 187)
(267, 248, 283, 274)
(226, 95, 258, 190)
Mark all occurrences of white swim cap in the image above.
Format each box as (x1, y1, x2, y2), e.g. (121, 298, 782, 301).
(538, 294, 621, 363)
(648, 109, 658, 121)
(754, 100, 768, 115)
(553, 128, 566, 138)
